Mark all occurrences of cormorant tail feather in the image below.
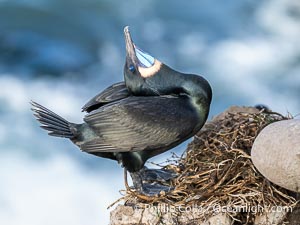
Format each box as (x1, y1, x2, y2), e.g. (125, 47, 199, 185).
(30, 101, 75, 138)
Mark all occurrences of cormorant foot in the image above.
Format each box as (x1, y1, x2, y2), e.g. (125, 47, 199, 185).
(141, 183, 174, 196)
(129, 170, 174, 196)
(140, 167, 178, 183)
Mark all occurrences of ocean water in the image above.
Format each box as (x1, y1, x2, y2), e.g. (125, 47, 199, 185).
(0, 0, 299, 224)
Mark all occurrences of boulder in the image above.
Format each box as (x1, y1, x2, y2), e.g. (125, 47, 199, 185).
(251, 119, 300, 193)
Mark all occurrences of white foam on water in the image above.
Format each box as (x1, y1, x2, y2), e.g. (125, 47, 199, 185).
(0, 153, 123, 225)
(0, 75, 83, 120)
(205, 0, 300, 115)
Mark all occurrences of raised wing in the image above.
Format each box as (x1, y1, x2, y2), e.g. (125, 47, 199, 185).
(82, 82, 130, 113)
(81, 95, 199, 154)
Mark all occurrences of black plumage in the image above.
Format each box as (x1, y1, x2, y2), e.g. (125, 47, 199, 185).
(82, 82, 129, 113)
(31, 27, 212, 195)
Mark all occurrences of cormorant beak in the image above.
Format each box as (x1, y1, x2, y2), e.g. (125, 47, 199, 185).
(124, 26, 161, 78)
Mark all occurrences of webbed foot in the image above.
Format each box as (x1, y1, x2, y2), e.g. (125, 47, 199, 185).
(129, 168, 176, 196)
(141, 183, 173, 196)
(140, 166, 178, 183)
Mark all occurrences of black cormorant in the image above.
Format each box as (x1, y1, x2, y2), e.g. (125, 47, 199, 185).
(31, 27, 212, 195)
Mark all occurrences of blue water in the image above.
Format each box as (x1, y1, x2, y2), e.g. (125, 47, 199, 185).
(0, 0, 300, 224)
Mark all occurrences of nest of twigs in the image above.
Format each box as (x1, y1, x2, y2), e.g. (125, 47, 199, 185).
(118, 106, 297, 224)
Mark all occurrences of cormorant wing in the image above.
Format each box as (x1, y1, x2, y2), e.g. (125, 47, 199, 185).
(81, 95, 199, 153)
(82, 82, 130, 113)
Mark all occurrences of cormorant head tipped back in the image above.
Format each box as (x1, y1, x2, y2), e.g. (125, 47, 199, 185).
(123, 26, 212, 112)
(124, 26, 162, 79)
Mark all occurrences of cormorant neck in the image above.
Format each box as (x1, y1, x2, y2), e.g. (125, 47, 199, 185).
(181, 74, 212, 105)
(125, 63, 212, 120)
(159, 65, 212, 105)
(154, 65, 212, 124)
(181, 74, 212, 123)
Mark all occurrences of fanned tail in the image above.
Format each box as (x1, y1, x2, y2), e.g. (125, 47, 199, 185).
(30, 101, 75, 138)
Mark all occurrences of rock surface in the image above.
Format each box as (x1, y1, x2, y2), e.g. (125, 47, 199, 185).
(251, 119, 300, 193)
(110, 205, 232, 225)
(254, 211, 287, 225)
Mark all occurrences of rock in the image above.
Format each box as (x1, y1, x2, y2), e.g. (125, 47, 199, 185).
(200, 213, 231, 225)
(110, 204, 232, 225)
(285, 201, 300, 225)
(251, 119, 300, 193)
(110, 205, 160, 225)
(254, 211, 287, 225)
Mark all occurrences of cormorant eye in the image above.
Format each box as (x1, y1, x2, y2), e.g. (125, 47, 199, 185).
(129, 64, 136, 73)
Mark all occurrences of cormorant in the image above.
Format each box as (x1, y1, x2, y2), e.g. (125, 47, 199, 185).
(31, 27, 212, 196)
